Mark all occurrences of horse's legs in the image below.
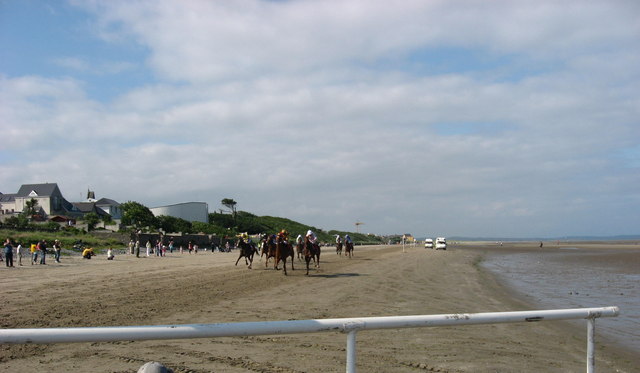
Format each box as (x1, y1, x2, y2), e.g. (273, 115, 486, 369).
(305, 256, 311, 275)
(235, 254, 243, 266)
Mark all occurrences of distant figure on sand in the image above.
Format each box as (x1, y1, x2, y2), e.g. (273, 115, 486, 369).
(82, 248, 94, 259)
(107, 248, 115, 260)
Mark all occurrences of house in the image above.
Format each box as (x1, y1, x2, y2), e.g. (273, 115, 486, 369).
(95, 198, 122, 219)
(0, 183, 122, 223)
(1, 183, 76, 216)
(0, 192, 18, 215)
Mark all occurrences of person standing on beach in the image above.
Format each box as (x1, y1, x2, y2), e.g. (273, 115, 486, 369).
(53, 240, 62, 263)
(135, 240, 140, 257)
(146, 240, 151, 257)
(38, 240, 47, 265)
(129, 240, 134, 255)
(16, 241, 24, 266)
(30, 242, 38, 265)
(3, 238, 14, 267)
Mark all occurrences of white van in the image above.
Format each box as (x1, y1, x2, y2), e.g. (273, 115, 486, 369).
(424, 238, 434, 249)
(435, 237, 447, 250)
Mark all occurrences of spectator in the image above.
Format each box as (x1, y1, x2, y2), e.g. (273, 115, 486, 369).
(16, 241, 24, 266)
(82, 247, 94, 259)
(3, 238, 14, 267)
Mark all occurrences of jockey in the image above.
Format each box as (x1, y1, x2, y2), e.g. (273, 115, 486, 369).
(277, 229, 289, 244)
(296, 234, 303, 245)
(344, 234, 352, 244)
(335, 235, 342, 244)
(239, 232, 251, 244)
(306, 230, 318, 245)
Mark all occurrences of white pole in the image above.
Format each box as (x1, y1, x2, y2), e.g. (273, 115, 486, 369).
(346, 330, 357, 373)
(587, 318, 595, 373)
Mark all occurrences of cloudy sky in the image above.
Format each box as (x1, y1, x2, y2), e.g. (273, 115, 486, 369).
(1, 0, 639, 238)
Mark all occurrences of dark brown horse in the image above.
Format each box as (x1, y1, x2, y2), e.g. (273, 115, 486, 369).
(275, 235, 294, 275)
(303, 236, 321, 275)
(262, 235, 277, 268)
(235, 239, 258, 269)
(336, 241, 343, 256)
(345, 241, 354, 258)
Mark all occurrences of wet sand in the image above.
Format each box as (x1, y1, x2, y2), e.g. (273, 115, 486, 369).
(1, 243, 638, 372)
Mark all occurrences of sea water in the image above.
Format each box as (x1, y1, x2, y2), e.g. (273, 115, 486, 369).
(481, 248, 640, 353)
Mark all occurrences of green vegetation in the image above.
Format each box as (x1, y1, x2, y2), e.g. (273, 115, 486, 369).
(1, 199, 387, 250)
(0, 228, 124, 253)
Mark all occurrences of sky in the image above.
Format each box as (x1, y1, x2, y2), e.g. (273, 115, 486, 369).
(1, 0, 639, 238)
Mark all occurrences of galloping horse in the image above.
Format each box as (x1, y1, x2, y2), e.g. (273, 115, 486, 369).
(303, 236, 321, 275)
(295, 240, 304, 261)
(336, 241, 343, 256)
(344, 241, 354, 258)
(261, 235, 277, 268)
(275, 235, 295, 275)
(235, 239, 258, 269)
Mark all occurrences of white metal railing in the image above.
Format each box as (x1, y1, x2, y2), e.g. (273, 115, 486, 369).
(0, 306, 619, 373)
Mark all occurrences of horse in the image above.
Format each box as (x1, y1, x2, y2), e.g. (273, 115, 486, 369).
(345, 241, 354, 258)
(295, 240, 304, 261)
(336, 241, 343, 256)
(274, 235, 295, 275)
(234, 239, 258, 269)
(303, 236, 321, 275)
(262, 235, 277, 268)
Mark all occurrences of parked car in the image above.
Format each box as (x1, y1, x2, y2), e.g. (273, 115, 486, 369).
(435, 237, 447, 250)
(424, 238, 434, 249)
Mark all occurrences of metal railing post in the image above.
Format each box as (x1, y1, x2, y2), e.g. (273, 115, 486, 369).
(587, 317, 595, 373)
(346, 330, 357, 373)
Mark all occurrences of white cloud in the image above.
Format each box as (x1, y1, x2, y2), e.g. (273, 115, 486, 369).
(2, 0, 639, 237)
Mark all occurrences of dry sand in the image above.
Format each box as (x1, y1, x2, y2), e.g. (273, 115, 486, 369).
(1, 243, 638, 372)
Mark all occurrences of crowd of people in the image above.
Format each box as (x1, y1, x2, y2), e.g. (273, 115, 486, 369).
(3, 238, 64, 267)
(3, 230, 354, 268)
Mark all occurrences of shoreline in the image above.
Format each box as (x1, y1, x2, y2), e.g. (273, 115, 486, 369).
(463, 241, 640, 366)
(1, 243, 638, 372)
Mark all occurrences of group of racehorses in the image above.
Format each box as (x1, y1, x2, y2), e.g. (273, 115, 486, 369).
(335, 240, 354, 258)
(235, 233, 352, 275)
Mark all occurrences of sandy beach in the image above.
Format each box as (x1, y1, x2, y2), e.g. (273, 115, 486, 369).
(1, 243, 638, 372)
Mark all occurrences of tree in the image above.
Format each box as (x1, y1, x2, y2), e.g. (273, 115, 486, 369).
(5, 214, 29, 228)
(156, 215, 192, 234)
(221, 198, 238, 223)
(24, 198, 39, 217)
(84, 212, 100, 231)
(120, 201, 157, 229)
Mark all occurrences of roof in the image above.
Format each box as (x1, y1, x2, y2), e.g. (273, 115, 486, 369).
(95, 198, 120, 206)
(0, 193, 16, 202)
(16, 183, 60, 197)
(72, 202, 109, 216)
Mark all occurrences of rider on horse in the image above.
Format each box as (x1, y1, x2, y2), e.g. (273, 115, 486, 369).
(306, 230, 319, 248)
(239, 232, 250, 244)
(277, 229, 289, 244)
(344, 234, 352, 245)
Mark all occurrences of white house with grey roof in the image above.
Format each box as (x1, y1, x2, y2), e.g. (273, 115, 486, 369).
(0, 183, 122, 221)
(0, 183, 75, 216)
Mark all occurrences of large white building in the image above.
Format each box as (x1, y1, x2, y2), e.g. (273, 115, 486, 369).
(150, 202, 209, 223)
